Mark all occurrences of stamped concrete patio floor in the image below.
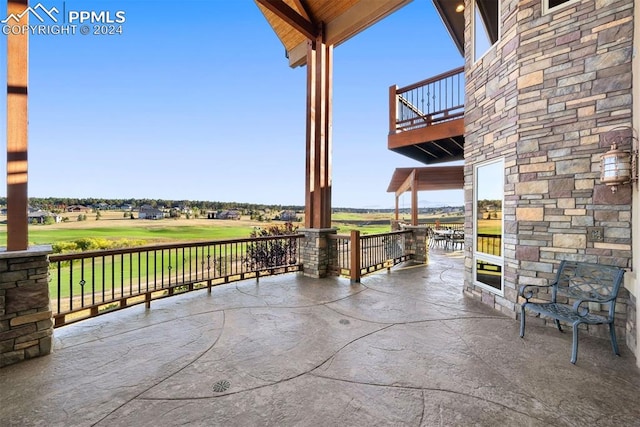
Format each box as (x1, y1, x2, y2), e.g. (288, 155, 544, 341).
(2, 250, 640, 426)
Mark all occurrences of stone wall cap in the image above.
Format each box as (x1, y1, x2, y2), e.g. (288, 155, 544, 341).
(0, 245, 53, 259)
(299, 228, 338, 233)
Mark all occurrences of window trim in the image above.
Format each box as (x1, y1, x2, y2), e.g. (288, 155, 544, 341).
(472, 0, 501, 63)
(472, 158, 505, 296)
(542, 0, 581, 15)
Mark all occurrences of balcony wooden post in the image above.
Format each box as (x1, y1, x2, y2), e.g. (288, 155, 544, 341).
(389, 85, 397, 135)
(411, 172, 418, 226)
(395, 195, 399, 220)
(6, 0, 29, 251)
(350, 230, 361, 283)
(305, 24, 333, 229)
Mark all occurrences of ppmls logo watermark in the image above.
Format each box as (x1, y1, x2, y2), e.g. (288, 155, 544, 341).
(2, 2, 126, 36)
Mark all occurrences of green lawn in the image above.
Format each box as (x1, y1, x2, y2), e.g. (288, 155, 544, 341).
(0, 225, 256, 247)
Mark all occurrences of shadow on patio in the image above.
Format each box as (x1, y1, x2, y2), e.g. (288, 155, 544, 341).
(2, 250, 639, 426)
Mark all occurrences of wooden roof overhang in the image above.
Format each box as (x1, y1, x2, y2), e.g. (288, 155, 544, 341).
(387, 165, 464, 196)
(432, 0, 499, 57)
(387, 165, 463, 225)
(255, 0, 413, 67)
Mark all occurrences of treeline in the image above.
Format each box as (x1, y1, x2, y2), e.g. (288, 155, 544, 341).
(3, 197, 304, 212)
(0, 197, 464, 213)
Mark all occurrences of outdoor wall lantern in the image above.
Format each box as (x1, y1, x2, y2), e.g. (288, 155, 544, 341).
(600, 127, 638, 193)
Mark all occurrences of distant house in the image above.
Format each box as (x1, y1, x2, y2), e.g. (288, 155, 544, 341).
(28, 210, 61, 224)
(279, 210, 299, 222)
(138, 205, 164, 220)
(120, 204, 133, 211)
(67, 205, 91, 213)
(213, 210, 241, 220)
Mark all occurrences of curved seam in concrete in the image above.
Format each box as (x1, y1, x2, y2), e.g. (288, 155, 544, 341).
(326, 285, 503, 318)
(91, 310, 228, 426)
(59, 285, 372, 349)
(436, 319, 576, 426)
(306, 374, 556, 424)
(133, 322, 397, 402)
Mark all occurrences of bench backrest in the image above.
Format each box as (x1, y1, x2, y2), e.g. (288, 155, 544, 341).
(553, 260, 625, 305)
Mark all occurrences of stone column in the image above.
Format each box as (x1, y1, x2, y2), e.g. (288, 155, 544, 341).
(402, 225, 428, 264)
(0, 246, 53, 367)
(300, 228, 337, 278)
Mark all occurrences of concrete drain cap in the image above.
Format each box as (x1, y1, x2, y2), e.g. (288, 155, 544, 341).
(213, 380, 230, 393)
(339, 319, 350, 325)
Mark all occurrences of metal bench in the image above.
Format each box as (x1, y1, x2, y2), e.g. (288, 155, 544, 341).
(519, 260, 625, 364)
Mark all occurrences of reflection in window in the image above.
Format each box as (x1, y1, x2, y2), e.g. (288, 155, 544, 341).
(475, 163, 503, 256)
(474, 159, 504, 294)
(475, 260, 502, 290)
(473, 0, 500, 62)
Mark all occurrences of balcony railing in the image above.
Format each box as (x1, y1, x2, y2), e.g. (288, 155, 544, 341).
(390, 66, 464, 133)
(49, 228, 422, 326)
(328, 230, 413, 281)
(50, 235, 303, 327)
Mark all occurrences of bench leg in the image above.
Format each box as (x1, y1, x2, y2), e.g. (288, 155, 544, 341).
(609, 323, 620, 356)
(519, 305, 526, 338)
(571, 324, 579, 364)
(554, 319, 563, 332)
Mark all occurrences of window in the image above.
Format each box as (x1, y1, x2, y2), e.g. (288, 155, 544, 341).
(473, 159, 504, 294)
(473, 0, 500, 62)
(543, 0, 580, 14)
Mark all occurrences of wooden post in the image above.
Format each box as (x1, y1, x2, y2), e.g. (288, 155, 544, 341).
(350, 230, 361, 283)
(6, 0, 29, 251)
(389, 85, 397, 135)
(411, 172, 418, 226)
(305, 24, 333, 229)
(395, 195, 399, 220)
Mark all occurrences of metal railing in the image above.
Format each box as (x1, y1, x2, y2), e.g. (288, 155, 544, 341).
(329, 230, 413, 281)
(49, 235, 303, 327)
(477, 233, 502, 257)
(391, 66, 464, 133)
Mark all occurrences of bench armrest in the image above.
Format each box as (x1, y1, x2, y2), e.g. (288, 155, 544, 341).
(518, 284, 553, 301)
(572, 296, 615, 318)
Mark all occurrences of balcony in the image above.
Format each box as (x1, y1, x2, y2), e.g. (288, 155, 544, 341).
(388, 66, 464, 165)
(2, 250, 639, 425)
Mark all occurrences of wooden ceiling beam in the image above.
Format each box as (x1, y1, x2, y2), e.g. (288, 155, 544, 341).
(395, 170, 415, 198)
(290, 0, 311, 21)
(288, 0, 412, 67)
(256, 0, 317, 40)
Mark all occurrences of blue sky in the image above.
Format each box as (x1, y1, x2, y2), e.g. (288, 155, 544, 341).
(0, 0, 464, 209)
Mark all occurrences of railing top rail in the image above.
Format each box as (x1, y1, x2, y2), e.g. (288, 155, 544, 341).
(359, 230, 412, 239)
(396, 66, 465, 94)
(49, 234, 304, 262)
(329, 230, 411, 240)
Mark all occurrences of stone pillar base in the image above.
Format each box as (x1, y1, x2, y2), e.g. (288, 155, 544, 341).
(401, 225, 429, 264)
(0, 246, 53, 368)
(300, 228, 337, 278)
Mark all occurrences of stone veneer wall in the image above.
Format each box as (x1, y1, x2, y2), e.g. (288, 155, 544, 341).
(463, 0, 634, 341)
(0, 246, 53, 368)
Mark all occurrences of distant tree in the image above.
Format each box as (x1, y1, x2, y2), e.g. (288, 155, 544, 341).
(96, 211, 102, 220)
(43, 216, 55, 225)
